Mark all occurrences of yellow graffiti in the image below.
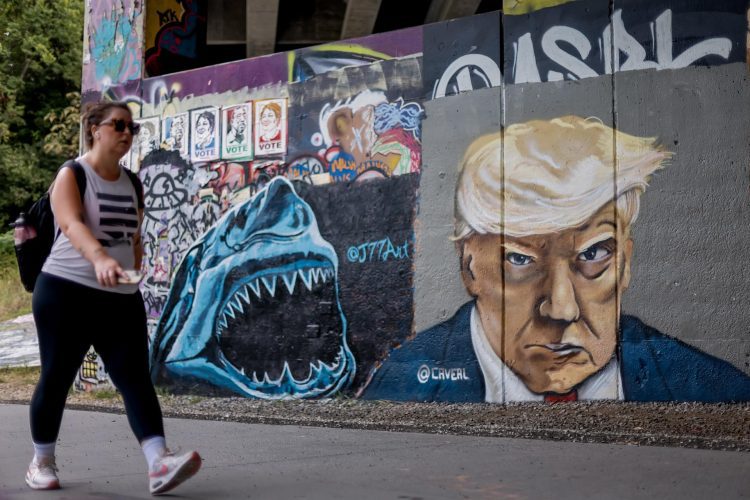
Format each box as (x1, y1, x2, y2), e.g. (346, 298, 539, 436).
(144, 0, 186, 52)
(503, 0, 578, 15)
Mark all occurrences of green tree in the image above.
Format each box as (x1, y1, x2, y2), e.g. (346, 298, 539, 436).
(0, 0, 84, 226)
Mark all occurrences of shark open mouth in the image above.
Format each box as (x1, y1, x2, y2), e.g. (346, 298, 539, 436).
(217, 255, 345, 384)
(150, 177, 355, 399)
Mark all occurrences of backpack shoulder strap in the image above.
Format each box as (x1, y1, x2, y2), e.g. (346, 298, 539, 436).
(57, 160, 87, 201)
(122, 168, 144, 209)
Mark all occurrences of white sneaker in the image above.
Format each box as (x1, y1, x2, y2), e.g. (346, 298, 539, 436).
(148, 450, 201, 495)
(25, 457, 60, 490)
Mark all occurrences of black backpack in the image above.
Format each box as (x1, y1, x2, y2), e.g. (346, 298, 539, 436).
(13, 160, 143, 292)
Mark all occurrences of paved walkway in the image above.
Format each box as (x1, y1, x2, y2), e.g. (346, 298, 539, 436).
(0, 404, 748, 499)
(0, 315, 38, 368)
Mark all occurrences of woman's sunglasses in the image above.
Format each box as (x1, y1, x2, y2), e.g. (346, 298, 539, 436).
(100, 118, 141, 135)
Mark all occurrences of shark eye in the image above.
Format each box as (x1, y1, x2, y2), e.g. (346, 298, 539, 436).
(292, 203, 309, 228)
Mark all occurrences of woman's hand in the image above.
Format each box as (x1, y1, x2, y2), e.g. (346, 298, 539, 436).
(93, 251, 125, 287)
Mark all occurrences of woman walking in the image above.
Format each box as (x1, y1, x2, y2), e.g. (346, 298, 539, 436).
(26, 101, 201, 495)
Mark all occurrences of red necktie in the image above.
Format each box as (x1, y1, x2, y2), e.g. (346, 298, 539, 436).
(544, 390, 578, 403)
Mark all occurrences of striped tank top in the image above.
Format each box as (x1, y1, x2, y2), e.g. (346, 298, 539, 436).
(42, 157, 143, 294)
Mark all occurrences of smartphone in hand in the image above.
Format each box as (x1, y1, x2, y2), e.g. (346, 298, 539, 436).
(118, 270, 143, 284)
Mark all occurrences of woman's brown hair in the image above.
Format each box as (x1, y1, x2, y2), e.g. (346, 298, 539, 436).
(82, 101, 133, 150)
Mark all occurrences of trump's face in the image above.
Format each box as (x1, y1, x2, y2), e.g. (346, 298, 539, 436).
(460, 202, 632, 394)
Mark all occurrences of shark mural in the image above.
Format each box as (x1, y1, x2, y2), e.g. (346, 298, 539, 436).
(149, 177, 356, 399)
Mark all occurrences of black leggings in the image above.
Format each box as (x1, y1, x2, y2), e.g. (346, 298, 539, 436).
(30, 272, 164, 444)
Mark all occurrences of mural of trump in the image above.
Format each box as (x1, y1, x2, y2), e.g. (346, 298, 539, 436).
(364, 115, 750, 403)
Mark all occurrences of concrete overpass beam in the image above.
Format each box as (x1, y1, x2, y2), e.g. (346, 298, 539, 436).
(246, 0, 280, 58)
(341, 0, 383, 39)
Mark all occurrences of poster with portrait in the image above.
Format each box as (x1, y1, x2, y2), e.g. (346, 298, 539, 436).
(133, 116, 161, 171)
(253, 98, 287, 156)
(221, 103, 253, 160)
(162, 112, 189, 158)
(119, 146, 132, 172)
(190, 107, 220, 162)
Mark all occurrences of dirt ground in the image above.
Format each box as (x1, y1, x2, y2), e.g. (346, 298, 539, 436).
(2, 367, 748, 452)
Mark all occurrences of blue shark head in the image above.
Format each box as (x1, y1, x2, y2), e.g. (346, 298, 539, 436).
(150, 177, 356, 398)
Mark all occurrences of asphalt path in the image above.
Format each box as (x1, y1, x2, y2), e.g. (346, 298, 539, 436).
(0, 404, 748, 499)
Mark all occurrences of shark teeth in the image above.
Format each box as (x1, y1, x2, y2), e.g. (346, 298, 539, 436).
(235, 355, 344, 386)
(216, 265, 336, 334)
(281, 271, 297, 294)
(247, 279, 261, 298)
(260, 275, 277, 296)
(255, 266, 334, 298)
(236, 286, 251, 305)
(299, 268, 314, 291)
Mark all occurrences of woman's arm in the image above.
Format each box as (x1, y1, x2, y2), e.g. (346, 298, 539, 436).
(51, 167, 124, 287)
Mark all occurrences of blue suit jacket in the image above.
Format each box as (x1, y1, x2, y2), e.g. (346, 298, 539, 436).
(362, 302, 750, 402)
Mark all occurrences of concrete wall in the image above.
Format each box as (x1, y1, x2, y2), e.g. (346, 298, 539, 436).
(82, 0, 750, 402)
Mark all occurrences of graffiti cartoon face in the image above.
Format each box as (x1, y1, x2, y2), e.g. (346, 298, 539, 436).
(327, 106, 377, 165)
(460, 202, 632, 395)
(150, 177, 356, 398)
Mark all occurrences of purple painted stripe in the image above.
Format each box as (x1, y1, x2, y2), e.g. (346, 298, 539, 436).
(141, 52, 288, 105)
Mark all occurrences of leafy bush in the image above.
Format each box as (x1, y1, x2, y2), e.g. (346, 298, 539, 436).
(0, 230, 31, 320)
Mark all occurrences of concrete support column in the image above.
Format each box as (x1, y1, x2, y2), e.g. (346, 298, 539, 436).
(246, 0, 280, 58)
(341, 0, 383, 39)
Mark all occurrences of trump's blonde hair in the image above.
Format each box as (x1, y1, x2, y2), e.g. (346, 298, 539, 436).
(454, 115, 672, 240)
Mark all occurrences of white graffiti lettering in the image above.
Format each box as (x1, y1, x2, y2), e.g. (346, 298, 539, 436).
(347, 237, 410, 264)
(436, 8, 733, 91)
(432, 54, 503, 98)
(515, 9, 731, 83)
(417, 364, 470, 383)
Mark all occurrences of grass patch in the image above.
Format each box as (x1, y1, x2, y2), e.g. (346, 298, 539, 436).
(90, 388, 120, 400)
(0, 366, 40, 385)
(0, 231, 31, 321)
(154, 385, 174, 398)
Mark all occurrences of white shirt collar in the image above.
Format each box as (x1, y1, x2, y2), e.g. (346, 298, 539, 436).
(469, 305, 623, 403)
